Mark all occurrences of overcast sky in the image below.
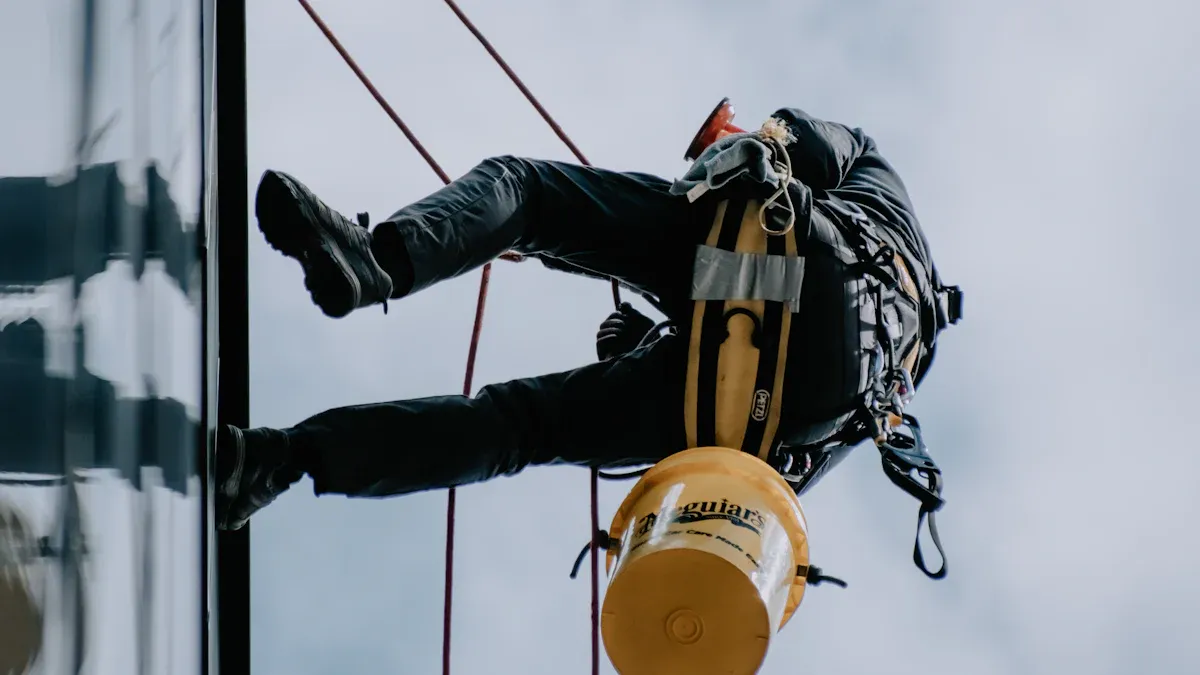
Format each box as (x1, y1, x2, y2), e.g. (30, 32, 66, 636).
(3, 0, 1199, 674)
(239, 1, 1200, 673)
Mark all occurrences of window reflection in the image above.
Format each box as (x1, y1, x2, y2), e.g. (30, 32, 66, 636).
(0, 1, 211, 673)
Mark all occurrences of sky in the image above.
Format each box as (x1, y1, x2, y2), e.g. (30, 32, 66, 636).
(2, 0, 1199, 674)
(242, 0, 1200, 673)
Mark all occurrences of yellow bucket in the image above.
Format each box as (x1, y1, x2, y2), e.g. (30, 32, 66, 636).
(601, 446, 810, 675)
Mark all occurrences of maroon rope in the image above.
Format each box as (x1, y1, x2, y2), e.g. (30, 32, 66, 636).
(297, 0, 450, 182)
(589, 467, 600, 673)
(445, 264, 493, 674)
(297, 0, 523, 263)
(295, 3, 498, 674)
(300, 2, 615, 672)
(440, 0, 622, 308)
(441, 6, 617, 671)
(441, 0, 591, 165)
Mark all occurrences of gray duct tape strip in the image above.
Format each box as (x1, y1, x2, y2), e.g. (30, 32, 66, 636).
(691, 245, 806, 313)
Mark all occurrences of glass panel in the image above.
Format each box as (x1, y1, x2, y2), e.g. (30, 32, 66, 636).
(0, 1, 210, 673)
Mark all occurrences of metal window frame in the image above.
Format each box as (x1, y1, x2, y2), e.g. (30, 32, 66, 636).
(202, 1, 251, 674)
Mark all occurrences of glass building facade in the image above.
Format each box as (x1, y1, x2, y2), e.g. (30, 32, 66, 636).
(0, 1, 221, 673)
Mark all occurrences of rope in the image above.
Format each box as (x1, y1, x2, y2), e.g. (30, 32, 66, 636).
(441, 0, 621, 308)
(294, 3, 493, 673)
(440, 4, 621, 674)
(442, 0, 591, 165)
(297, 0, 523, 264)
(298, 2, 615, 672)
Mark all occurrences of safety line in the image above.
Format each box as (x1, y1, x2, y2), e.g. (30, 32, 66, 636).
(588, 463, 601, 675)
(294, 3, 495, 674)
(441, 0, 622, 308)
(440, 5, 618, 674)
(297, 0, 523, 263)
(441, 0, 590, 165)
(299, 2, 614, 673)
(298, 0, 448, 181)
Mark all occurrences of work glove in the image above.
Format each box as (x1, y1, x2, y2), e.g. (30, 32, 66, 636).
(596, 302, 656, 361)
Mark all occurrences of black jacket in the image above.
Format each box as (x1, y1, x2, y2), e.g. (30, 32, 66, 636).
(770, 107, 958, 386)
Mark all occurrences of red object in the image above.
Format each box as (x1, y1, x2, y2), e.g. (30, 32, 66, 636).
(685, 97, 745, 161)
(299, 2, 618, 674)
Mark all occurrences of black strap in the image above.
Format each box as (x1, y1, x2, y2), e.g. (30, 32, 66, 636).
(597, 467, 649, 481)
(913, 505, 946, 580)
(739, 228, 787, 455)
(936, 284, 964, 327)
(798, 564, 849, 589)
(568, 529, 612, 579)
(799, 197, 957, 580)
(694, 199, 748, 447)
(877, 414, 949, 580)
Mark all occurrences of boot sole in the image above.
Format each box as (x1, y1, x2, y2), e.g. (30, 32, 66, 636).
(255, 170, 362, 318)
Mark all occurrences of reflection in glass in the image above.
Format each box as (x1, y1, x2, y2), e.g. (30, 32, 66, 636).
(0, 1, 211, 673)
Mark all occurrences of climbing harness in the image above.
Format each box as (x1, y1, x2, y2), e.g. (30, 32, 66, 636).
(684, 194, 802, 460)
(767, 193, 963, 579)
(677, 109, 964, 580)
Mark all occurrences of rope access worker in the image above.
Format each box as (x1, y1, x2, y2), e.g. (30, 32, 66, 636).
(215, 103, 962, 577)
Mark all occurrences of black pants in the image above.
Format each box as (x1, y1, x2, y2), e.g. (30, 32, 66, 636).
(287, 156, 715, 498)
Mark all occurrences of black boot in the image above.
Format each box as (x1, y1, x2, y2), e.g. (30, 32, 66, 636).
(215, 425, 304, 531)
(255, 169, 396, 318)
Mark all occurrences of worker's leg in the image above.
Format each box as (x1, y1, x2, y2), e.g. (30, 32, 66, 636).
(215, 333, 687, 530)
(254, 157, 707, 319)
(371, 156, 704, 306)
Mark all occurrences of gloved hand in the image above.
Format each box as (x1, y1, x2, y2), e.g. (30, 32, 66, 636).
(596, 302, 657, 361)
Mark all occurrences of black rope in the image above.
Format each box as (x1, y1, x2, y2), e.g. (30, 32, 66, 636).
(596, 468, 649, 481)
(801, 565, 848, 589)
(569, 530, 612, 579)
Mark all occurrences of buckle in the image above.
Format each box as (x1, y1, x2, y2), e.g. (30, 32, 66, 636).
(877, 415, 944, 512)
(936, 285, 963, 327)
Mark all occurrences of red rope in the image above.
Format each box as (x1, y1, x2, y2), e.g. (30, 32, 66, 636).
(589, 466, 601, 674)
(441, 0, 591, 166)
(440, 0, 622, 308)
(299, 2, 612, 673)
(295, 3, 495, 673)
(445, 264, 493, 674)
(297, 0, 524, 264)
(441, 7, 615, 671)
(297, 0, 450, 182)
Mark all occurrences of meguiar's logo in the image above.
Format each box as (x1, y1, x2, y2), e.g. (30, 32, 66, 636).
(635, 498, 768, 538)
(751, 389, 770, 421)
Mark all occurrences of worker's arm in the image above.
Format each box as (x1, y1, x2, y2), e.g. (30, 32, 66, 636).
(595, 303, 657, 361)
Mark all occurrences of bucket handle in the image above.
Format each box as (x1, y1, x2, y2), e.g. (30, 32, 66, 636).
(568, 530, 615, 579)
(797, 564, 847, 588)
(565, 529, 849, 592)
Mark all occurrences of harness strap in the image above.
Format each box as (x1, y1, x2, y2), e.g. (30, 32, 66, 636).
(936, 284, 964, 328)
(683, 176, 958, 581)
(684, 197, 799, 460)
(914, 506, 946, 579)
(741, 221, 792, 457)
(772, 195, 955, 580)
(877, 414, 947, 579)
